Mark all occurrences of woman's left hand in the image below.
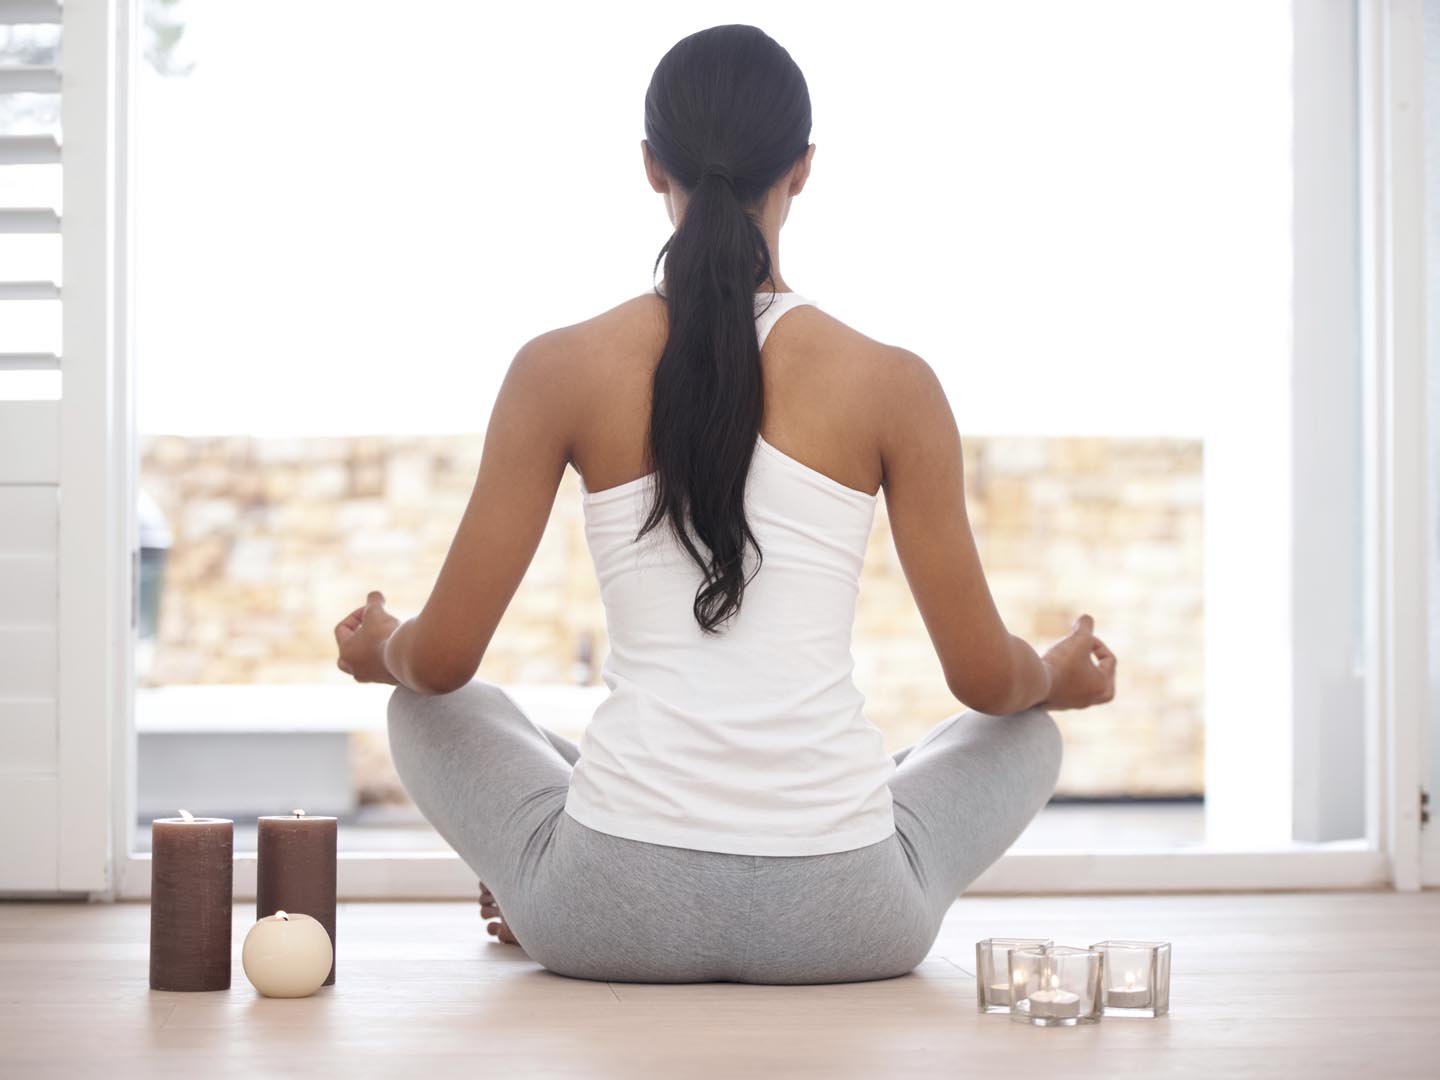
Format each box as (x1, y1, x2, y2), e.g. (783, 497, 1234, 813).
(334, 590, 401, 684)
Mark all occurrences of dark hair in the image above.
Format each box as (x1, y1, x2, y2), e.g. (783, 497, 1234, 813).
(639, 24, 812, 634)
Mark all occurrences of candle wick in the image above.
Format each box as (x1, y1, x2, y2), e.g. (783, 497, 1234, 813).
(178, 808, 195, 823)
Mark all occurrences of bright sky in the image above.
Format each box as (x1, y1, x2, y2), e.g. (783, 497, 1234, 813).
(125, 0, 1290, 437)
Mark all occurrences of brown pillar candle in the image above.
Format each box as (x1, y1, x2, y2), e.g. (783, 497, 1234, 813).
(256, 810, 338, 985)
(149, 810, 233, 991)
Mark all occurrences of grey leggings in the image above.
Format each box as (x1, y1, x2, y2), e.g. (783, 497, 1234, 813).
(388, 681, 1062, 985)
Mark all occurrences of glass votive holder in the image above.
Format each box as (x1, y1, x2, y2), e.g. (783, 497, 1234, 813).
(1008, 945, 1103, 1027)
(975, 937, 1053, 1013)
(1091, 940, 1171, 1017)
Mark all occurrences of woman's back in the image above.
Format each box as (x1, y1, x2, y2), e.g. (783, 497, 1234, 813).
(564, 291, 897, 856)
(568, 290, 887, 501)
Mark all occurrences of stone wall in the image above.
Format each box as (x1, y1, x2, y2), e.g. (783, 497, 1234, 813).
(140, 434, 1203, 797)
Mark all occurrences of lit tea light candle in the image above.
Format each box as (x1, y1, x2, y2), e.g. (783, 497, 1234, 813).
(1105, 970, 1151, 1009)
(975, 937, 1052, 1014)
(1010, 945, 1103, 1026)
(242, 910, 334, 998)
(1027, 974, 1081, 1020)
(1091, 939, 1171, 1018)
(991, 969, 1030, 1007)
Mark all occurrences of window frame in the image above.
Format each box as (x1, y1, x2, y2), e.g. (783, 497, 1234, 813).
(88, 0, 1427, 899)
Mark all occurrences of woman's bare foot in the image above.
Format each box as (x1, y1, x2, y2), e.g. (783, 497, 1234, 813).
(479, 881, 520, 945)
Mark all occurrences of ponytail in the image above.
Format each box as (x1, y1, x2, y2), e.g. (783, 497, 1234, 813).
(639, 25, 812, 634)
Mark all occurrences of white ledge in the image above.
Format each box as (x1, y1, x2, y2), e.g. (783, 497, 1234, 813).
(136, 682, 605, 735)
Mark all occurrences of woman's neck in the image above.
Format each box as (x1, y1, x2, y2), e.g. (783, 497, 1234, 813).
(656, 274, 794, 296)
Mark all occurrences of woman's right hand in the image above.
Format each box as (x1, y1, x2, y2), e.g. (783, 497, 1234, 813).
(1039, 614, 1116, 710)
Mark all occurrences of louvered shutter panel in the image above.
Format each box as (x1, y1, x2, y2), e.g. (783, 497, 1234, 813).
(1, 0, 116, 893)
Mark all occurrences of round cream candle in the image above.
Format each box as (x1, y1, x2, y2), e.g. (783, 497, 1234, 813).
(242, 911, 334, 998)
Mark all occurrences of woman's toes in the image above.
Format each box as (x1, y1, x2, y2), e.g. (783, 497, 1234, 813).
(486, 919, 520, 946)
(478, 880, 519, 945)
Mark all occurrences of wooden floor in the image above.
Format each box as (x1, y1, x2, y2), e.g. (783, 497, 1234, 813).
(2, 891, 1437, 1078)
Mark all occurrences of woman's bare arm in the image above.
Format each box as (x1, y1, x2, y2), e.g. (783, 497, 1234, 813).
(877, 348, 1115, 714)
(336, 329, 578, 694)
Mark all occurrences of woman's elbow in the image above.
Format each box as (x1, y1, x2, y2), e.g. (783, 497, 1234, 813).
(947, 668, 1024, 717)
(405, 654, 480, 697)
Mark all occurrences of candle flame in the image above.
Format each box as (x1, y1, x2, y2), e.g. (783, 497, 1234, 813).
(275, 910, 289, 920)
(1125, 971, 1136, 989)
(293, 809, 306, 818)
(1049, 974, 1060, 990)
(178, 809, 195, 823)
(1013, 971, 1028, 986)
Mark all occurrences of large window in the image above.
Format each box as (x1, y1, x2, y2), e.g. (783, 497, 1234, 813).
(130, 0, 1357, 863)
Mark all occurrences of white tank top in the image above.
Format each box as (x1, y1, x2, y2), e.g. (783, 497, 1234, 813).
(563, 291, 897, 856)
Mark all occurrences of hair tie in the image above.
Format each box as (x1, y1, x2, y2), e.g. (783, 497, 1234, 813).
(698, 163, 736, 191)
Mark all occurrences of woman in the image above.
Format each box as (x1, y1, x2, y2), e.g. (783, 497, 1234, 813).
(335, 23, 1116, 984)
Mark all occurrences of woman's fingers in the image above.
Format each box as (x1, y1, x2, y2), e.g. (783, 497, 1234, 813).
(1092, 635, 1117, 674)
(1089, 634, 1117, 703)
(333, 605, 365, 646)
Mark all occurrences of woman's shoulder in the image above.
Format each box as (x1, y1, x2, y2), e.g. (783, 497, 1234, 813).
(537, 292, 668, 357)
(754, 299, 926, 418)
(510, 295, 665, 386)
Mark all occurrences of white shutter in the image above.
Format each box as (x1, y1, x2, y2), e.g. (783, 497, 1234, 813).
(1, 0, 119, 894)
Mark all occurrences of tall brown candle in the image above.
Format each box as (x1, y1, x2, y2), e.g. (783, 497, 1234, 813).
(150, 810, 233, 992)
(256, 810, 338, 985)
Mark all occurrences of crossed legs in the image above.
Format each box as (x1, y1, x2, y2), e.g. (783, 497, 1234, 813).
(388, 682, 1062, 981)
